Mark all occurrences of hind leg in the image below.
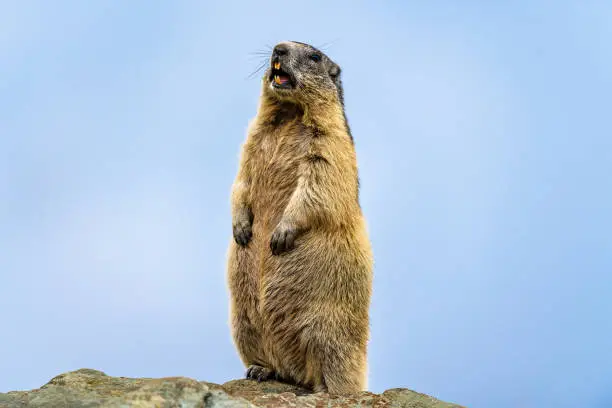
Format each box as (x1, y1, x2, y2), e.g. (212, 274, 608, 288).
(311, 341, 366, 394)
(230, 306, 264, 367)
(228, 246, 270, 372)
(303, 318, 368, 394)
(321, 343, 367, 394)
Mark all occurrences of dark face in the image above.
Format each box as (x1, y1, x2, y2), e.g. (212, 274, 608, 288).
(264, 41, 343, 102)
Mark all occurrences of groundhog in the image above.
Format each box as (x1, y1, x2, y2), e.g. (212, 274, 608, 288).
(227, 41, 373, 394)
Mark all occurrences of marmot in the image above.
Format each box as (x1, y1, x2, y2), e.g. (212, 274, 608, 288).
(227, 41, 373, 394)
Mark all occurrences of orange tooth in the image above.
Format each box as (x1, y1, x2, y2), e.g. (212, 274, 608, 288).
(274, 62, 280, 70)
(274, 75, 281, 84)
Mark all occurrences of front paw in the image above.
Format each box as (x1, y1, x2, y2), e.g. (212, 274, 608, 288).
(270, 221, 298, 255)
(233, 220, 252, 247)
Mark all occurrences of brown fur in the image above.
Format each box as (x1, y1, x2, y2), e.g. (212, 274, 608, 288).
(227, 41, 373, 394)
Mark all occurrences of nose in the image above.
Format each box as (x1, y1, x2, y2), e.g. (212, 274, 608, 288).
(272, 44, 289, 59)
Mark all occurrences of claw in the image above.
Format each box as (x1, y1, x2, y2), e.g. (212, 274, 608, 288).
(233, 222, 253, 247)
(246, 365, 276, 382)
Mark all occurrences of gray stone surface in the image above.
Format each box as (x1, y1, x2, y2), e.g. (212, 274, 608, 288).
(0, 368, 465, 407)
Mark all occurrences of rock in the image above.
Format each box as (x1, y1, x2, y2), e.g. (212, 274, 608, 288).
(0, 368, 465, 407)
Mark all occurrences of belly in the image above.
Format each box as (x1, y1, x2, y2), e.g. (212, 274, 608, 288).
(258, 225, 373, 375)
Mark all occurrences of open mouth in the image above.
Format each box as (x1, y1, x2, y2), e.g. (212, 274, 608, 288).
(270, 61, 294, 89)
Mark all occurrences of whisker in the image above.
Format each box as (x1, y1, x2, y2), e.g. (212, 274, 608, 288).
(248, 54, 270, 61)
(246, 60, 269, 80)
(316, 38, 340, 51)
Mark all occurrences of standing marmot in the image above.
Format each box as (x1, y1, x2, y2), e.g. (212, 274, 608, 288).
(227, 41, 373, 394)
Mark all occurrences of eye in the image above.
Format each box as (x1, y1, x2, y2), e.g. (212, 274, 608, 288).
(309, 53, 321, 62)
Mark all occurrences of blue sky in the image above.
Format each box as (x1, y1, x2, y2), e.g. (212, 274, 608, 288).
(1, 1, 611, 407)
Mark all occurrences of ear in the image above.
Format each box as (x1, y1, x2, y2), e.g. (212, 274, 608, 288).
(329, 63, 341, 78)
(328, 63, 344, 104)
(329, 63, 342, 88)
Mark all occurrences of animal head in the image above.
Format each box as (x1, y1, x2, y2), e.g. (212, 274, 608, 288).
(262, 41, 344, 106)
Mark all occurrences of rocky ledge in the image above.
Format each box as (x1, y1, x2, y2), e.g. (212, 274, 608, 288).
(0, 368, 464, 407)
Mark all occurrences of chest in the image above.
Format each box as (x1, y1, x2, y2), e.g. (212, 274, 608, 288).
(250, 122, 311, 181)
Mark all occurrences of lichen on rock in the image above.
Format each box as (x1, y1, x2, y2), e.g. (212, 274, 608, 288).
(0, 368, 465, 407)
